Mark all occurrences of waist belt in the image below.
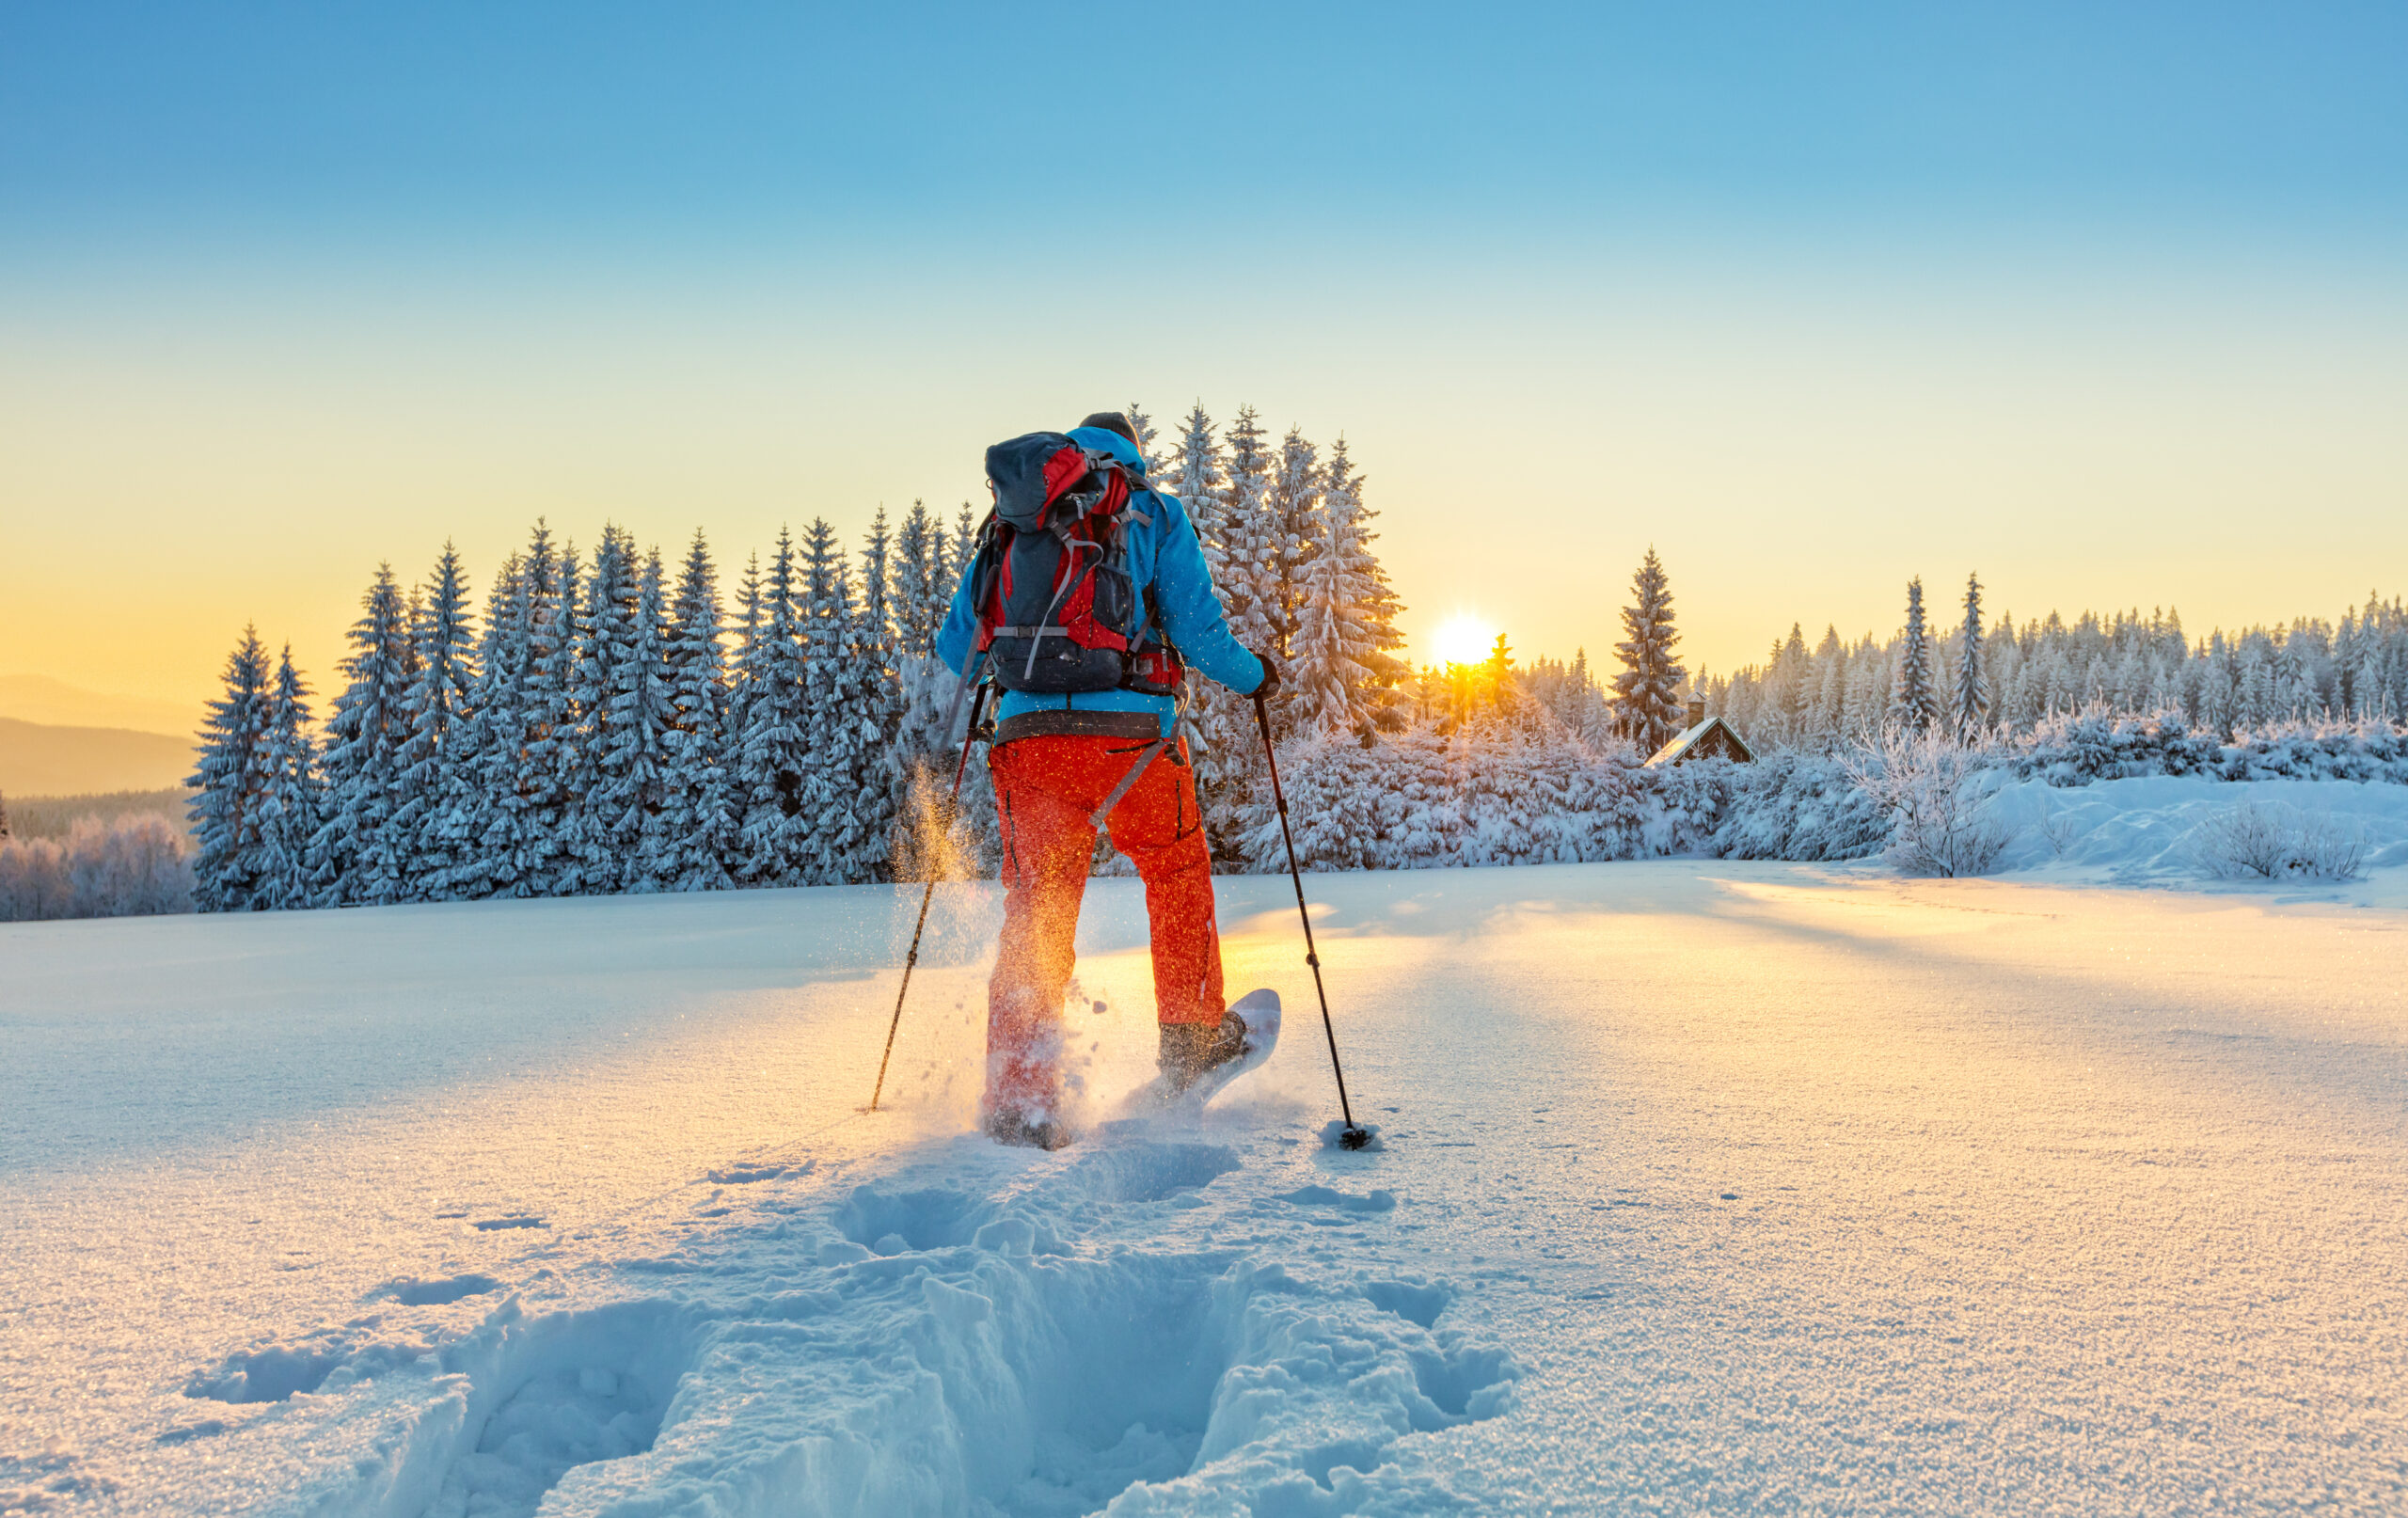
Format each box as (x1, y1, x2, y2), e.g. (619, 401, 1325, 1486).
(990, 709, 1165, 746)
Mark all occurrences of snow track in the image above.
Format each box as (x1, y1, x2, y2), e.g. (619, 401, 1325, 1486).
(180, 1131, 1514, 1517)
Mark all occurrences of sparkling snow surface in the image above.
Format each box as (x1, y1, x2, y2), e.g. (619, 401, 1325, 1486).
(5, 848, 2406, 1514)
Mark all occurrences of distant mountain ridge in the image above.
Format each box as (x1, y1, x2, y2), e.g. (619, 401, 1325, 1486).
(0, 717, 196, 799)
(0, 674, 198, 738)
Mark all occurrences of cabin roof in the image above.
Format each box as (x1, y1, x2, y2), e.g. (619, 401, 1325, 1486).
(1643, 716, 1756, 768)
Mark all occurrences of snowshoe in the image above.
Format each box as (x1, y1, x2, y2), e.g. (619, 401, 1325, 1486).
(984, 1107, 1072, 1151)
(1151, 989, 1280, 1107)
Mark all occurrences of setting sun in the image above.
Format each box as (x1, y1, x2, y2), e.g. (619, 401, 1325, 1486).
(1428, 612, 1499, 668)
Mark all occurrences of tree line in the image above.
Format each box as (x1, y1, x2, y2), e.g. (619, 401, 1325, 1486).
(185, 403, 1410, 911)
(1703, 577, 2408, 751)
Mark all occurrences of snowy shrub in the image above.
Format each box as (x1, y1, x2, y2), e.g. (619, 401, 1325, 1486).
(1232, 724, 1721, 874)
(0, 814, 196, 921)
(2213, 722, 2408, 784)
(2015, 710, 2408, 789)
(2185, 799, 2365, 881)
(1705, 751, 1893, 862)
(1838, 728, 2016, 878)
(2017, 708, 2223, 785)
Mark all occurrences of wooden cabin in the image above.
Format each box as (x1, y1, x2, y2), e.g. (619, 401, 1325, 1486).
(1643, 698, 1756, 768)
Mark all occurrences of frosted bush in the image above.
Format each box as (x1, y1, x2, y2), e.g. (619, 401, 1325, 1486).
(0, 814, 196, 922)
(2186, 799, 2364, 881)
(0, 837, 73, 920)
(1231, 723, 1721, 874)
(2016, 710, 2408, 789)
(1838, 727, 2015, 878)
(1707, 751, 1893, 862)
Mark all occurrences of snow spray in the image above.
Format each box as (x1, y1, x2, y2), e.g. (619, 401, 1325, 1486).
(869, 679, 990, 1113)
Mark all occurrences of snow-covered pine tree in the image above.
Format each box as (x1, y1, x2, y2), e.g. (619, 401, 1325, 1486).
(564, 527, 667, 893)
(464, 546, 542, 898)
(1770, 625, 1809, 746)
(893, 499, 943, 651)
(557, 530, 635, 893)
(1125, 402, 1167, 481)
(1188, 407, 1279, 849)
(1172, 404, 1225, 561)
(1843, 637, 1887, 737)
(1812, 626, 1846, 743)
(610, 546, 676, 891)
(854, 508, 911, 874)
(309, 564, 418, 906)
(394, 544, 476, 900)
(734, 529, 814, 885)
(256, 644, 321, 910)
(427, 552, 512, 898)
(1269, 426, 1323, 663)
(951, 504, 978, 589)
(649, 531, 736, 892)
(1288, 435, 1404, 737)
(1889, 577, 1938, 735)
(1482, 632, 1515, 717)
(1953, 572, 1989, 740)
(523, 539, 584, 894)
(2041, 645, 2077, 719)
(1609, 548, 1687, 753)
(188, 625, 274, 911)
(889, 498, 968, 765)
(2274, 637, 2317, 720)
(2238, 639, 2277, 732)
(1184, 404, 1280, 858)
(1558, 647, 1615, 744)
(798, 517, 891, 884)
(1328, 438, 1406, 731)
(1215, 406, 1280, 656)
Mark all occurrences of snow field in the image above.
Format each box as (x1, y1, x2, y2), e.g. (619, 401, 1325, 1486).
(6, 830, 2408, 1513)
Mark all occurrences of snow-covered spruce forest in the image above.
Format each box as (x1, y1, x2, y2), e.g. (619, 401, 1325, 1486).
(24, 410, 2408, 921)
(169, 405, 1409, 913)
(1707, 573, 2408, 748)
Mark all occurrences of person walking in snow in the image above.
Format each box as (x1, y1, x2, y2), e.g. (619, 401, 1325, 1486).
(935, 412, 1277, 1148)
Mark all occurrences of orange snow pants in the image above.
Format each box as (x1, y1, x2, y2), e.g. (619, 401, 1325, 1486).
(986, 733, 1226, 1106)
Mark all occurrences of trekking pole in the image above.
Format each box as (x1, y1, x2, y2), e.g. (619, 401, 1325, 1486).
(867, 682, 990, 1113)
(1253, 693, 1370, 1149)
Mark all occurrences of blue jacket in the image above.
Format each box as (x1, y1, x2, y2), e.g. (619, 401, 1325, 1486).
(935, 425, 1264, 739)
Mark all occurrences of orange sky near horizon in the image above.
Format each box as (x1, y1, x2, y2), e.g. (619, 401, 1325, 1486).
(8, 244, 2402, 727)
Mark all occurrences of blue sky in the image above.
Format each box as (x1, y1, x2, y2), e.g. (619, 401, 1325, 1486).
(8, 2, 2401, 239)
(3, 2, 2403, 705)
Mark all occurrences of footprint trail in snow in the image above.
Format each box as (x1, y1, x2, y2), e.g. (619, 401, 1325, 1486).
(177, 1118, 1518, 1517)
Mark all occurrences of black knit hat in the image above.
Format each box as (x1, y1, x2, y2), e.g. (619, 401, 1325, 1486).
(1077, 411, 1138, 445)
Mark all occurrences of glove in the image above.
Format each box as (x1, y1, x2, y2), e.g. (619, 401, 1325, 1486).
(1250, 651, 1282, 702)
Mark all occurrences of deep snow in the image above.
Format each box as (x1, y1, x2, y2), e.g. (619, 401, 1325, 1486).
(4, 800, 2406, 1514)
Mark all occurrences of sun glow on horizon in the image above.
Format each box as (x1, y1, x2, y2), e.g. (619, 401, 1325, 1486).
(1427, 613, 1500, 669)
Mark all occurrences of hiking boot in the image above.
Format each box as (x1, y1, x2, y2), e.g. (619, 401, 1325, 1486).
(1158, 1011, 1248, 1096)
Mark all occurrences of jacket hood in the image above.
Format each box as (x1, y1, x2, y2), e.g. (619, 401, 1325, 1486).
(1067, 425, 1148, 478)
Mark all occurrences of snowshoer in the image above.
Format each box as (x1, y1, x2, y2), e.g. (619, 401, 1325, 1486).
(936, 412, 1277, 1148)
